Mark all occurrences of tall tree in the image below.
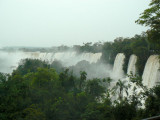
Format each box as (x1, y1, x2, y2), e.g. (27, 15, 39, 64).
(136, 0, 160, 52)
(112, 80, 129, 100)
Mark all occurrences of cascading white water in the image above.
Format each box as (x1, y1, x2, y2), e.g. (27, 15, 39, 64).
(127, 54, 137, 76)
(52, 52, 77, 66)
(123, 55, 160, 107)
(0, 51, 33, 73)
(0, 51, 102, 73)
(123, 54, 138, 97)
(79, 53, 102, 63)
(112, 53, 125, 80)
(142, 55, 160, 88)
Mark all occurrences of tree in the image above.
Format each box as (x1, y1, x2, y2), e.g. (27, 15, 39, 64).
(113, 80, 129, 100)
(136, 0, 160, 51)
(144, 85, 160, 117)
(79, 71, 87, 90)
(85, 79, 105, 99)
(13, 59, 49, 75)
(21, 104, 46, 120)
(31, 68, 59, 89)
(101, 42, 113, 63)
(0, 73, 8, 83)
(59, 69, 75, 92)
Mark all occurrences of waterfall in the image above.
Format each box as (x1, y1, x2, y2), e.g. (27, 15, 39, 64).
(0, 51, 102, 73)
(80, 53, 102, 63)
(0, 51, 32, 73)
(112, 53, 125, 79)
(127, 54, 137, 76)
(122, 54, 137, 97)
(52, 52, 77, 66)
(50, 52, 102, 66)
(142, 55, 160, 88)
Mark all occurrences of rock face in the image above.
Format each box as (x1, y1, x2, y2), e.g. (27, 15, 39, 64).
(112, 53, 125, 80)
(127, 54, 137, 76)
(142, 55, 160, 88)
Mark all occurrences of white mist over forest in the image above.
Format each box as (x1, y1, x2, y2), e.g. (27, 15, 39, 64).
(0, 49, 112, 79)
(1, 47, 160, 88)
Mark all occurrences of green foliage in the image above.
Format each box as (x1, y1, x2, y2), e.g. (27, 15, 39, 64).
(13, 59, 49, 75)
(113, 99, 137, 120)
(0, 59, 107, 120)
(79, 71, 87, 90)
(74, 42, 103, 53)
(31, 68, 59, 89)
(136, 0, 160, 52)
(85, 79, 105, 99)
(143, 84, 160, 118)
(21, 104, 46, 120)
(1, 59, 160, 120)
(59, 69, 75, 92)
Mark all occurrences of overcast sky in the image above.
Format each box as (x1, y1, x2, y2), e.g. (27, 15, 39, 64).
(0, 0, 150, 47)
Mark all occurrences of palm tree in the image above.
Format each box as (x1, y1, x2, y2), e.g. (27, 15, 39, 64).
(79, 71, 87, 90)
(112, 79, 129, 100)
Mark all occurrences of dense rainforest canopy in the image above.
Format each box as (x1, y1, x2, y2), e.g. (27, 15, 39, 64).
(0, 59, 160, 120)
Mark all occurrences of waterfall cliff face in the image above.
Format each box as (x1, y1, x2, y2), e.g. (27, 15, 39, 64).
(127, 54, 137, 75)
(112, 53, 125, 79)
(142, 55, 160, 88)
(0, 51, 102, 73)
